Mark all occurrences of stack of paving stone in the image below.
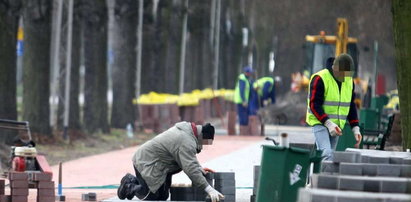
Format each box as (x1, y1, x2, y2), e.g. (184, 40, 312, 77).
(297, 149, 411, 202)
(170, 172, 235, 202)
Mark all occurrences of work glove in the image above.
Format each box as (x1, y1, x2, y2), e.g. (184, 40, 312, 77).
(352, 126, 362, 148)
(203, 167, 215, 174)
(205, 185, 224, 202)
(324, 120, 342, 137)
(242, 102, 248, 108)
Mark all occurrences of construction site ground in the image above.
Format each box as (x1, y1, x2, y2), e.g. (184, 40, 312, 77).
(20, 125, 314, 201)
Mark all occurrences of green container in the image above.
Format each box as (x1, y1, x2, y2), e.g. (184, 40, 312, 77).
(371, 95, 389, 113)
(359, 108, 379, 130)
(336, 123, 359, 151)
(256, 145, 310, 202)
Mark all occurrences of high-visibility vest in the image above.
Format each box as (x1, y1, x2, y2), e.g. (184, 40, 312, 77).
(253, 77, 274, 96)
(234, 74, 250, 104)
(306, 69, 353, 129)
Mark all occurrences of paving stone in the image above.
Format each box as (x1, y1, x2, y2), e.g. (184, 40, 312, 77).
(37, 181, 55, 189)
(361, 155, 370, 163)
(390, 157, 404, 164)
(339, 163, 362, 175)
(222, 194, 235, 202)
(37, 196, 55, 202)
(336, 196, 380, 202)
(377, 165, 401, 177)
(312, 194, 336, 202)
(333, 151, 361, 163)
(338, 177, 364, 191)
(368, 156, 390, 164)
(11, 188, 29, 196)
(214, 172, 235, 180)
(8, 172, 28, 180)
(403, 158, 411, 165)
(214, 185, 235, 194)
(364, 179, 380, 192)
(363, 164, 378, 176)
(400, 166, 411, 177)
(315, 174, 338, 190)
(10, 196, 27, 202)
(380, 179, 407, 193)
(37, 188, 55, 196)
(214, 179, 235, 187)
(321, 161, 339, 173)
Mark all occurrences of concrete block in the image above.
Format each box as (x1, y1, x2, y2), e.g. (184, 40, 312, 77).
(368, 156, 390, 164)
(214, 172, 235, 180)
(333, 151, 361, 163)
(361, 155, 370, 163)
(363, 164, 377, 176)
(222, 194, 235, 202)
(11, 188, 29, 196)
(400, 166, 411, 177)
(37, 196, 55, 202)
(312, 194, 336, 202)
(55, 195, 66, 201)
(321, 161, 339, 173)
(37, 181, 55, 189)
(82, 192, 97, 201)
(214, 179, 235, 187)
(8, 172, 28, 180)
(336, 196, 380, 202)
(338, 177, 364, 191)
(363, 179, 380, 192)
(10, 180, 28, 188)
(390, 157, 404, 164)
(38, 188, 55, 196)
(403, 158, 411, 165)
(0, 195, 10, 202)
(381, 180, 407, 193)
(33, 173, 52, 181)
(10, 196, 27, 202)
(377, 165, 401, 177)
(339, 163, 362, 175)
(316, 175, 338, 190)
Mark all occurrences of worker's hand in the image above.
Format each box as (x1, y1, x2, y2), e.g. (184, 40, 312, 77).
(205, 185, 224, 202)
(242, 102, 248, 108)
(324, 120, 342, 137)
(203, 167, 215, 173)
(352, 126, 362, 148)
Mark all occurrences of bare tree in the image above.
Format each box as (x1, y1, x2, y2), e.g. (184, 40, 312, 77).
(0, 0, 20, 143)
(82, 0, 109, 133)
(22, 0, 52, 136)
(392, 0, 411, 149)
(110, 0, 137, 128)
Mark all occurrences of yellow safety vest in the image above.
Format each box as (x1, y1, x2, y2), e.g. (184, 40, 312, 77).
(234, 74, 250, 104)
(306, 69, 353, 129)
(253, 77, 274, 96)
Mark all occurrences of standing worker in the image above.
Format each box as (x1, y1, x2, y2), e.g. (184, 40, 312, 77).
(117, 122, 224, 201)
(306, 54, 362, 161)
(234, 66, 255, 135)
(253, 77, 276, 107)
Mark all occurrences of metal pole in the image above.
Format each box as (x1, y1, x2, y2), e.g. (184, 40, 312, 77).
(136, 0, 143, 98)
(209, 0, 216, 46)
(50, 0, 64, 128)
(212, 0, 221, 89)
(372, 40, 378, 97)
(179, 0, 188, 94)
(63, 0, 74, 139)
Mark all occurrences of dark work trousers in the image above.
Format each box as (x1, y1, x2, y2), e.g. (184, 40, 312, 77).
(133, 166, 173, 200)
(237, 104, 249, 125)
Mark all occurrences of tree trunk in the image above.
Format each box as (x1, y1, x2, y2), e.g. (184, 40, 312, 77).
(0, 0, 20, 144)
(392, 0, 411, 150)
(22, 0, 52, 136)
(110, 0, 137, 128)
(82, 0, 109, 134)
(57, 0, 82, 131)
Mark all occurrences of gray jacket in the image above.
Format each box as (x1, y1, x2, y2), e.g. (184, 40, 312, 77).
(132, 122, 209, 193)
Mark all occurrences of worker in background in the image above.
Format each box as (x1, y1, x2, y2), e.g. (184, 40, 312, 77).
(306, 54, 362, 161)
(234, 66, 255, 135)
(253, 77, 276, 107)
(117, 122, 224, 201)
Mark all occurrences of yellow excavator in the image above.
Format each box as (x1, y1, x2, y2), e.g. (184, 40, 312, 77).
(292, 18, 360, 94)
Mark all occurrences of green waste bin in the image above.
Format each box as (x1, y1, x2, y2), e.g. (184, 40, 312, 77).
(256, 145, 310, 202)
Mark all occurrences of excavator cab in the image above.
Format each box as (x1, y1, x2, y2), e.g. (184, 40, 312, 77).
(304, 41, 359, 76)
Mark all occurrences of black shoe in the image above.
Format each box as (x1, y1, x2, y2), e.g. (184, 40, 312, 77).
(118, 174, 134, 200)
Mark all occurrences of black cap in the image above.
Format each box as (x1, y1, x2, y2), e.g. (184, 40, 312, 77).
(201, 123, 215, 140)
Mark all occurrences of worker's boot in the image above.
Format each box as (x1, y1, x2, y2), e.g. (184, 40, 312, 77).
(117, 173, 137, 200)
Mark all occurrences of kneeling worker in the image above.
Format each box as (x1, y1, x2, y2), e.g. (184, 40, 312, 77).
(117, 122, 224, 201)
